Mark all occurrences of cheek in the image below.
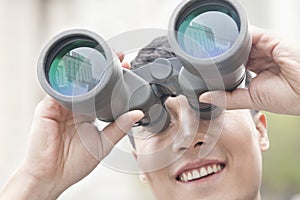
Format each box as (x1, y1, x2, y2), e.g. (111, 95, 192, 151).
(145, 169, 178, 199)
(146, 168, 170, 184)
(219, 116, 263, 192)
(135, 134, 173, 156)
(135, 135, 180, 172)
(136, 122, 184, 155)
(221, 118, 260, 157)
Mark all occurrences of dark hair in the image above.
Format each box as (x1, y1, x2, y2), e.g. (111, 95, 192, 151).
(130, 36, 176, 70)
(129, 36, 257, 148)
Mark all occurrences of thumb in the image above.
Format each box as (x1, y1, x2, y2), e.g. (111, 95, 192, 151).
(99, 110, 144, 157)
(102, 110, 144, 144)
(77, 110, 144, 162)
(199, 88, 255, 110)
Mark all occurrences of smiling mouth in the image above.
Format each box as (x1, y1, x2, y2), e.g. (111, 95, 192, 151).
(176, 164, 225, 183)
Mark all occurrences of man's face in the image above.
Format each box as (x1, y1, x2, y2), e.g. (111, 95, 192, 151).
(133, 95, 269, 200)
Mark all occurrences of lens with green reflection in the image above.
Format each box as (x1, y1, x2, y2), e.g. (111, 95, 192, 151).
(48, 41, 107, 96)
(177, 5, 240, 58)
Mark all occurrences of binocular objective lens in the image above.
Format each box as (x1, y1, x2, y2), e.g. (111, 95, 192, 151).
(177, 6, 240, 59)
(48, 42, 107, 96)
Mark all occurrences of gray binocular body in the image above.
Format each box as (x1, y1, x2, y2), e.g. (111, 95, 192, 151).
(37, 0, 251, 133)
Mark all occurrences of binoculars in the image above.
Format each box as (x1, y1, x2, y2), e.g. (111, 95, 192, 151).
(37, 0, 251, 133)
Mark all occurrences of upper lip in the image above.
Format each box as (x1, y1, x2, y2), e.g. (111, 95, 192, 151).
(173, 159, 226, 180)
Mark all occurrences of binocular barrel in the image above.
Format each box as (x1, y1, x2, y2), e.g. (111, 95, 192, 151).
(169, 0, 251, 88)
(37, 0, 251, 133)
(37, 30, 170, 132)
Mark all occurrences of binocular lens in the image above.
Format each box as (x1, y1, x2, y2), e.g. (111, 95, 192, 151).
(48, 40, 107, 96)
(177, 5, 240, 58)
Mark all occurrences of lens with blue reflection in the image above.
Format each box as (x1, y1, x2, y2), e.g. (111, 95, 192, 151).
(48, 41, 107, 96)
(177, 5, 240, 58)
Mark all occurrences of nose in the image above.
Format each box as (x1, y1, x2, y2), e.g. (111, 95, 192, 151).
(171, 119, 205, 153)
(164, 96, 205, 153)
(173, 136, 205, 153)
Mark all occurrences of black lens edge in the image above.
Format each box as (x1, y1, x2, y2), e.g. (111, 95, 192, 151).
(175, 0, 241, 33)
(44, 36, 103, 85)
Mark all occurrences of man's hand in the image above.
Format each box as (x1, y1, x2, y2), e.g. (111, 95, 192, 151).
(0, 53, 144, 200)
(200, 27, 300, 115)
(0, 97, 143, 200)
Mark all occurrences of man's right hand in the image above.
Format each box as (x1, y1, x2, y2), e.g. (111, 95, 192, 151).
(0, 53, 144, 200)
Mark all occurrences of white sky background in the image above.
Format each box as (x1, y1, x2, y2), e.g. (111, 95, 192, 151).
(0, 0, 300, 199)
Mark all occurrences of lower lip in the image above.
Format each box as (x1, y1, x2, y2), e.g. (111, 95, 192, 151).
(176, 165, 226, 185)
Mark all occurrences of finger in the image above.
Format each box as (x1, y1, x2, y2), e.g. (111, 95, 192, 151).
(116, 52, 125, 62)
(247, 56, 280, 75)
(122, 61, 131, 69)
(102, 110, 144, 143)
(250, 27, 280, 59)
(77, 110, 144, 161)
(77, 122, 105, 162)
(199, 88, 256, 110)
(34, 95, 72, 122)
(249, 26, 266, 45)
(248, 27, 281, 72)
(100, 110, 144, 154)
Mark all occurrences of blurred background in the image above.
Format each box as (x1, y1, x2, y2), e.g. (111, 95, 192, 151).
(0, 0, 300, 199)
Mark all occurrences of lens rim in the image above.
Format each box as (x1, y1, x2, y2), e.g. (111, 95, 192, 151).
(176, 3, 241, 59)
(46, 38, 102, 84)
(176, 2, 241, 34)
(168, 0, 251, 75)
(47, 39, 105, 96)
(37, 29, 119, 111)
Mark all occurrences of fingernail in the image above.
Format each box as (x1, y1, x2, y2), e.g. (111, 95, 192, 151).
(129, 110, 145, 122)
(122, 62, 130, 69)
(199, 93, 212, 104)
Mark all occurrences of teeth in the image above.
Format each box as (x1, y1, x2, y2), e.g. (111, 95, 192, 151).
(192, 170, 200, 179)
(207, 166, 213, 174)
(213, 164, 218, 173)
(200, 167, 208, 177)
(183, 173, 188, 182)
(179, 164, 224, 182)
(187, 172, 193, 181)
(180, 173, 188, 182)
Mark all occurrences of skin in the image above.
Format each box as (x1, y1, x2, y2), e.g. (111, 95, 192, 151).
(0, 27, 300, 199)
(0, 53, 144, 200)
(200, 26, 300, 115)
(133, 95, 269, 200)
